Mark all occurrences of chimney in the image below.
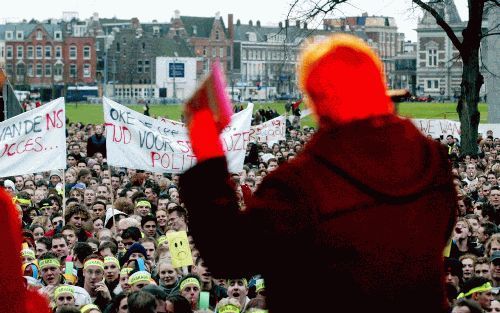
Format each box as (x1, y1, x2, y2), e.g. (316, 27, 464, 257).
(285, 19, 289, 28)
(236, 19, 241, 26)
(256, 20, 261, 28)
(228, 14, 234, 40)
(303, 22, 308, 29)
(279, 21, 283, 29)
(174, 10, 180, 19)
(215, 11, 220, 20)
(296, 20, 300, 28)
(249, 20, 253, 26)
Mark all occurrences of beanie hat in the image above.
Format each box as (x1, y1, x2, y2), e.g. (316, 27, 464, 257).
(298, 34, 393, 125)
(120, 243, 147, 266)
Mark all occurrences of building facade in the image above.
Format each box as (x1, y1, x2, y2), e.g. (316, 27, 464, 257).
(156, 56, 198, 99)
(231, 19, 331, 100)
(416, 0, 464, 99)
(2, 22, 96, 100)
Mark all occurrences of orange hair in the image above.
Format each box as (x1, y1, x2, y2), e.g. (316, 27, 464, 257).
(298, 34, 394, 125)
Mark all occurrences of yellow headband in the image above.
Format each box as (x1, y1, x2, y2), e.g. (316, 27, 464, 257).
(83, 259, 104, 270)
(255, 279, 265, 292)
(39, 258, 61, 269)
(21, 249, 35, 259)
(180, 277, 201, 291)
(14, 197, 32, 206)
(157, 236, 168, 246)
(227, 278, 248, 288)
(136, 200, 151, 208)
(54, 285, 75, 299)
(81, 304, 101, 313)
(457, 282, 492, 299)
(104, 256, 120, 269)
(120, 267, 134, 276)
(219, 304, 240, 313)
(128, 271, 151, 285)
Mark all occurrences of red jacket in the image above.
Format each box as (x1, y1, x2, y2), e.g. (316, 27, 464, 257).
(180, 115, 456, 313)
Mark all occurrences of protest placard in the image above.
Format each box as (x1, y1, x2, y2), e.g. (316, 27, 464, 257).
(0, 98, 66, 177)
(104, 97, 252, 173)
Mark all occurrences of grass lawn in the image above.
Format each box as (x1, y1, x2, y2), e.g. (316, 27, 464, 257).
(65, 101, 488, 126)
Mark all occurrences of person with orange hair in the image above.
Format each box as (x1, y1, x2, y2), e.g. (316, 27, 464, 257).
(180, 34, 457, 312)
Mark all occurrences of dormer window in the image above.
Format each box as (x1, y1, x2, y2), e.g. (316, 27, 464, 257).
(16, 31, 23, 40)
(54, 31, 62, 40)
(193, 26, 197, 36)
(5, 31, 13, 40)
(36, 30, 43, 40)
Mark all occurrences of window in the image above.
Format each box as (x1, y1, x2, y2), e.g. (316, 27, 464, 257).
(144, 60, 150, 73)
(70, 64, 77, 78)
(36, 63, 42, 77)
(203, 46, 207, 56)
(137, 60, 143, 73)
(27, 63, 33, 77)
(96, 41, 100, 51)
(16, 46, 23, 59)
(27, 46, 33, 59)
(54, 31, 62, 40)
(116, 43, 120, 52)
(69, 46, 77, 59)
(55, 46, 62, 58)
(5, 31, 13, 40)
(426, 79, 439, 90)
(83, 46, 91, 59)
(54, 64, 63, 76)
(36, 45, 42, 59)
(44, 64, 52, 77)
(427, 49, 437, 67)
(16, 63, 25, 76)
(215, 30, 220, 40)
(16, 31, 23, 40)
(6, 64, 13, 76)
(36, 30, 43, 40)
(6, 46, 13, 59)
(220, 47, 224, 57)
(83, 64, 90, 77)
(212, 48, 216, 57)
(45, 46, 52, 59)
(141, 43, 146, 53)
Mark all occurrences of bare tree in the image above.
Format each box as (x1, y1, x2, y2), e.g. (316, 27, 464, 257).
(288, 0, 499, 155)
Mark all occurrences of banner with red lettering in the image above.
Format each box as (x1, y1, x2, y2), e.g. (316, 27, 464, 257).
(250, 116, 286, 144)
(104, 97, 252, 173)
(0, 98, 66, 177)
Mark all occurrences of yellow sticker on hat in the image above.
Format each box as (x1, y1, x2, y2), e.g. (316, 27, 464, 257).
(166, 231, 193, 268)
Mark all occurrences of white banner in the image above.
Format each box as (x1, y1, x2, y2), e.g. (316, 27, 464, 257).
(411, 119, 461, 138)
(0, 98, 66, 177)
(250, 116, 286, 144)
(104, 97, 252, 173)
(411, 118, 500, 139)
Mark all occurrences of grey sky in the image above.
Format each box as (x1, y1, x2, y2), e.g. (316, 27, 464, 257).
(1, 0, 468, 41)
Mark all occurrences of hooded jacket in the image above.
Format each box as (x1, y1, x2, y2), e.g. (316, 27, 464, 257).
(180, 115, 457, 313)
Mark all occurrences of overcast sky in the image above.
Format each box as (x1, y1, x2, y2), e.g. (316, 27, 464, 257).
(1, 0, 469, 41)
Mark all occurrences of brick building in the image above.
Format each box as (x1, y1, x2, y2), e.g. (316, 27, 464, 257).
(2, 22, 95, 100)
(168, 11, 232, 76)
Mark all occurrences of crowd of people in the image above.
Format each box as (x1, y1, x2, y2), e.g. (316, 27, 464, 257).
(0, 109, 309, 313)
(4, 103, 500, 312)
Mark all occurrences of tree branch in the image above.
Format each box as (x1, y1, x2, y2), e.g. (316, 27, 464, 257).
(413, 0, 463, 51)
(481, 31, 500, 38)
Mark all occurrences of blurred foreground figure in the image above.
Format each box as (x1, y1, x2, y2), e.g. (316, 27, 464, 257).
(0, 187, 51, 312)
(180, 34, 457, 312)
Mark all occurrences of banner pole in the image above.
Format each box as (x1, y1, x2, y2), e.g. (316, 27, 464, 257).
(108, 165, 116, 234)
(62, 168, 66, 220)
